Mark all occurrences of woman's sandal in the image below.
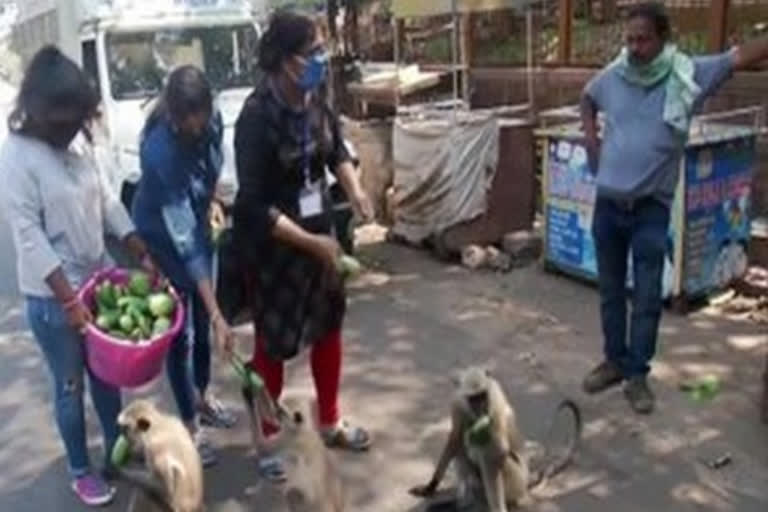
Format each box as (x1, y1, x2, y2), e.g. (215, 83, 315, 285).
(321, 420, 372, 451)
(258, 455, 287, 483)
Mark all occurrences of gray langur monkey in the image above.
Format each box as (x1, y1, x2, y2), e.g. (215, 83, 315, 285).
(116, 399, 204, 512)
(410, 366, 581, 511)
(243, 390, 344, 512)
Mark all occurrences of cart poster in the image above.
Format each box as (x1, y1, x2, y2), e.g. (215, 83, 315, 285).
(545, 138, 678, 298)
(683, 136, 754, 297)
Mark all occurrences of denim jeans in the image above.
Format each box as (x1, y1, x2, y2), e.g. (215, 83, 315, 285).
(25, 296, 122, 478)
(167, 292, 211, 423)
(592, 197, 671, 377)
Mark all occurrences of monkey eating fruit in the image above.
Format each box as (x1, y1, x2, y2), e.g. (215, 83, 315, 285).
(114, 399, 204, 512)
(409, 367, 582, 511)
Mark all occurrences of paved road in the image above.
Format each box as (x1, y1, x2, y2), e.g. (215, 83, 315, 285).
(0, 240, 767, 511)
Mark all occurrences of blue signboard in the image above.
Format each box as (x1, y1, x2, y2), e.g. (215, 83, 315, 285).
(683, 137, 754, 297)
(545, 138, 678, 298)
(545, 139, 599, 278)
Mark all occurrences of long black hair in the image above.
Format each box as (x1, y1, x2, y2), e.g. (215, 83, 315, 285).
(143, 65, 213, 135)
(9, 45, 101, 141)
(258, 9, 317, 73)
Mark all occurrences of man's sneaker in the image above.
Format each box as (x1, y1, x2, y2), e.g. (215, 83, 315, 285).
(198, 394, 237, 429)
(582, 361, 624, 394)
(71, 473, 116, 507)
(194, 429, 218, 468)
(624, 376, 655, 415)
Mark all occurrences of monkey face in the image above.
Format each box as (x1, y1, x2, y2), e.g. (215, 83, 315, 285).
(277, 396, 311, 435)
(466, 390, 489, 417)
(457, 366, 493, 417)
(117, 400, 156, 446)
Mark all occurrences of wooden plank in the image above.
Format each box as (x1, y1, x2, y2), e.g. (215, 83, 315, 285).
(709, 0, 731, 53)
(558, 0, 573, 64)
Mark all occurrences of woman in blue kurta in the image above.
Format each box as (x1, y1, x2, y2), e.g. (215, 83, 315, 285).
(131, 66, 235, 467)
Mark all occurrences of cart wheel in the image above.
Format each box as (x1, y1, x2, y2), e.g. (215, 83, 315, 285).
(670, 295, 689, 315)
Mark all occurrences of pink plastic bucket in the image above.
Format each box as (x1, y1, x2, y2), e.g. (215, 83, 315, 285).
(78, 267, 185, 389)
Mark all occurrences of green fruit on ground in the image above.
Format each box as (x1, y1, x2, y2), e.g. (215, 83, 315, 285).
(148, 293, 175, 318)
(129, 271, 152, 298)
(152, 317, 172, 335)
(111, 435, 131, 467)
(119, 314, 135, 333)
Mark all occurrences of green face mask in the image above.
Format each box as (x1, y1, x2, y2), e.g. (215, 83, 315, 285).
(616, 44, 676, 87)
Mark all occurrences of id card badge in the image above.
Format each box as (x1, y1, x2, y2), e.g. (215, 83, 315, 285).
(299, 183, 323, 218)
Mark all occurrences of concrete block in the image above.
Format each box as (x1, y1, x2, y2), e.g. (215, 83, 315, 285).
(502, 230, 543, 261)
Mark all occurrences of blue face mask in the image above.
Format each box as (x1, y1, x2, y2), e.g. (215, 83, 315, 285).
(297, 51, 328, 92)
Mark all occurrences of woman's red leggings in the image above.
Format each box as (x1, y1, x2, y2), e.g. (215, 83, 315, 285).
(249, 330, 342, 435)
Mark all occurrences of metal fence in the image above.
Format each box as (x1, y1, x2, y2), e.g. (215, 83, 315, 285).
(391, 0, 768, 67)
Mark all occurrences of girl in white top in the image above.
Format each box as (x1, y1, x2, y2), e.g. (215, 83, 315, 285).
(0, 46, 156, 507)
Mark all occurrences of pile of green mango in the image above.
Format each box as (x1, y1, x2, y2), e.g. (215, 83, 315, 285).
(93, 271, 177, 342)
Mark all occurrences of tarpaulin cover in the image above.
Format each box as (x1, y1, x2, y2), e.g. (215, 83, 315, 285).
(391, 111, 499, 244)
(391, 0, 521, 18)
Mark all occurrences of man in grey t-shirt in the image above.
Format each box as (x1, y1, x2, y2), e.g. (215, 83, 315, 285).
(580, 2, 768, 414)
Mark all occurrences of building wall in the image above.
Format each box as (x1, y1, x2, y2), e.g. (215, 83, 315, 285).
(470, 67, 768, 217)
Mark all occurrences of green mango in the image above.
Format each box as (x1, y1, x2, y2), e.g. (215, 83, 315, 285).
(109, 329, 128, 340)
(128, 271, 152, 298)
(119, 297, 149, 314)
(148, 293, 175, 318)
(119, 314, 135, 333)
(96, 282, 116, 310)
(95, 310, 120, 331)
(152, 316, 172, 335)
(337, 254, 362, 279)
(230, 354, 265, 390)
(466, 415, 492, 446)
(134, 313, 152, 339)
(111, 435, 131, 467)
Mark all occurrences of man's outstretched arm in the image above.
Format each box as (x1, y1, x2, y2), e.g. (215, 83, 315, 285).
(730, 36, 768, 71)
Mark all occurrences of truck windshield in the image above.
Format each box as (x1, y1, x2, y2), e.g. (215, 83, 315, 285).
(106, 24, 259, 100)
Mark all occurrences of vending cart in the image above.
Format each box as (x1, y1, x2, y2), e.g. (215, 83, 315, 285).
(537, 107, 763, 312)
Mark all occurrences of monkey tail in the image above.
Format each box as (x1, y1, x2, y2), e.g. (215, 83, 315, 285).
(527, 399, 582, 490)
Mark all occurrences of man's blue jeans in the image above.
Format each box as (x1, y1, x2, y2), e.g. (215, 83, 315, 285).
(592, 197, 670, 377)
(25, 296, 122, 477)
(167, 291, 211, 423)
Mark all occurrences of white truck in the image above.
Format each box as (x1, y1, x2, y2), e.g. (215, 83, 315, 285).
(12, 0, 266, 206)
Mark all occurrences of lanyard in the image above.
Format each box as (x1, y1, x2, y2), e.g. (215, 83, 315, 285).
(301, 116, 312, 188)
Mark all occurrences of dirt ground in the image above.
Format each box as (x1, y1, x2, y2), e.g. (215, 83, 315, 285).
(0, 236, 767, 511)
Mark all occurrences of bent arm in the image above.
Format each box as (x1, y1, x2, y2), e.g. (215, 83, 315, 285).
(580, 93, 601, 174)
(428, 404, 465, 488)
(234, 103, 321, 257)
(117, 466, 173, 512)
